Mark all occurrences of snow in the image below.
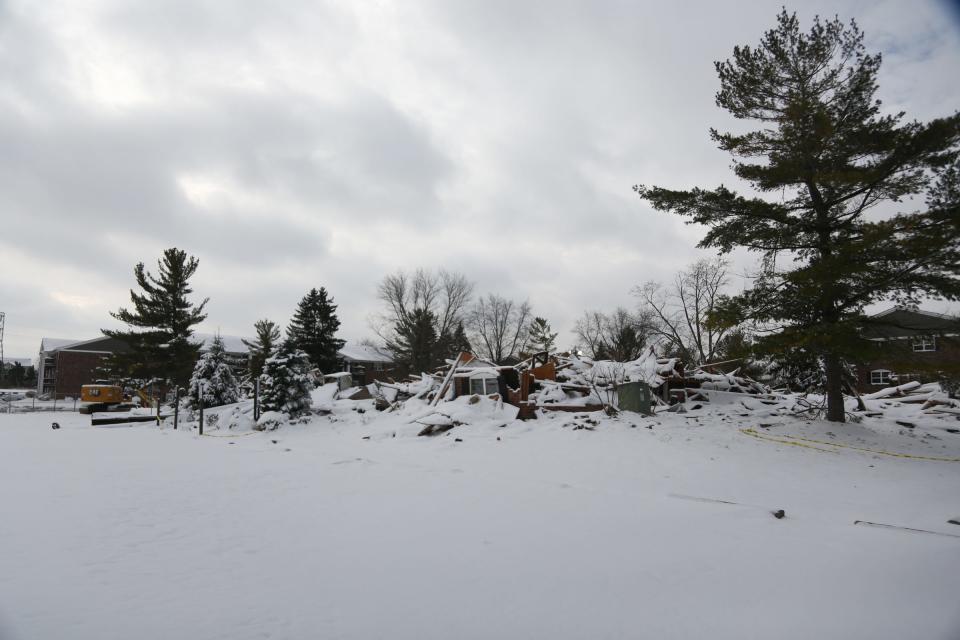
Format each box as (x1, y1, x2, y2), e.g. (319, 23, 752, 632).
(1, 398, 960, 639)
(194, 332, 251, 354)
(337, 342, 394, 363)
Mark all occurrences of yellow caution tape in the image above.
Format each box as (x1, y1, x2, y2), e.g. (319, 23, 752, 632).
(197, 431, 261, 438)
(740, 428, 960, 462)
(740, 428, 838, 453)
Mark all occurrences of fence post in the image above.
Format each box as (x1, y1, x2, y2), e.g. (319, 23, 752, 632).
(198, 383, 204, 436)
(254, 378, 260, 422)
(173, 387, 180, 430)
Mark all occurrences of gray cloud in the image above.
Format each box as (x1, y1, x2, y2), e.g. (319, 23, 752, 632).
(1, 0, 958, 357)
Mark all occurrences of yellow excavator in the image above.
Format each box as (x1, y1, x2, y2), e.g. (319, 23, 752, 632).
(79, 384, 157, 414)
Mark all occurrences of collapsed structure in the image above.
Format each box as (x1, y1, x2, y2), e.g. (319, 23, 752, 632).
(360, 349, 771, 420)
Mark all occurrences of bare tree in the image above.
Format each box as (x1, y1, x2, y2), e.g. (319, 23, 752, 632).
(573, 308, 652, 361)
(469, 294, 532, 364)
(374, 268, 474, 361)
(573, 311, 606, 359)
(634, 257, 733, 366)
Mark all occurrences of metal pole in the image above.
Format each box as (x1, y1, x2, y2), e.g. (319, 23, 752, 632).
(253, 378, 260, 422)
(173, 387, 180, 430)
(198, 382, 204, 436)
(0, 312, 5, 388)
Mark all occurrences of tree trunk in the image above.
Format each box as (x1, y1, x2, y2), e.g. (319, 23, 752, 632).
(824, 351, 846, 423)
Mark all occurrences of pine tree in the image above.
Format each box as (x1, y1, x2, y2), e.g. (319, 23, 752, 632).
(527, 317, 558, 354)
(103, 248, 209, 386)
(188, 334, 240, 409)
(437, 320, 473, 361)
(387, 307, 438, 374)
(286, 287, 345, 373)
(636, 11, 960, 422)
(242, 319, 282, 379)
(449, 321, 472, 356)
(260, 341, 314, 417)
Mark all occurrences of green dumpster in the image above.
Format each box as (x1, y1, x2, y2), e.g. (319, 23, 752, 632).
(617, 381, 653, 416)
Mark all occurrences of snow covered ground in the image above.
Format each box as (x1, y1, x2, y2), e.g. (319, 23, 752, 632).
(1, 396, 959, 639)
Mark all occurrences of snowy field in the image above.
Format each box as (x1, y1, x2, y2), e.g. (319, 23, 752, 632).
(1, 397, 959, 640)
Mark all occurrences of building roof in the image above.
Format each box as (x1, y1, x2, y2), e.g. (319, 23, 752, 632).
(337, 343, 394, 363)
(194, 333, 251, 354)
(864, 308, 960, 339)
(39, 333, 252, 355)
(47, 335, 129, 353)
(39, 337, 82, 353)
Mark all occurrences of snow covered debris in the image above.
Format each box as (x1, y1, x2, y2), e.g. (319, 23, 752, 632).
(1, 394, 959, 639)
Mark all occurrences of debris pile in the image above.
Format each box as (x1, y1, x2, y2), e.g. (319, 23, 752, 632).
(360, 349, 771, 420)
(863, 381, 959, 416)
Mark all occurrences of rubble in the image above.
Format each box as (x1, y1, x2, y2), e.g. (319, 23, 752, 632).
(861, 381, 959, 417)
(358, 349, 773, 421)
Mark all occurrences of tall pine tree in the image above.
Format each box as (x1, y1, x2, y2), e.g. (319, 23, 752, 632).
(636, 11, 960, 422)
(445, 321, 473, 357)
(242, 319, 282, 379)
(103, 248, 208, 386)
(286, 288, 345, 373)
(527, 317, 559, 354)
(387, 307, 439, 374)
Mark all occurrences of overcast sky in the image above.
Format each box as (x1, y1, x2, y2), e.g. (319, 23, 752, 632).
(2, 0, 959, 359)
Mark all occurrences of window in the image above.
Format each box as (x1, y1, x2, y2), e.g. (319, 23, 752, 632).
(374, 362, 383, 371)
(469, 376, 499, 396)
(870, 370, 892, 386)
(912, 336, 936, 352)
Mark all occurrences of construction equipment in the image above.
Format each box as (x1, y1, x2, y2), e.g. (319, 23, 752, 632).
(79, 383, 157, 414)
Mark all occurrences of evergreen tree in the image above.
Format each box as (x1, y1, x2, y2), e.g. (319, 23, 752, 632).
(286, 287, 345, 373)
(188, 334, 240, 409)
(8, 362, 25, 387)
(260, 341, 313, 417)
(636, 11, 960, 422)
(527, 317, 559, 354)
(448, 321, 473, 356)
(103, 248, 208, 386)
(387, 307, 439, 374)
(23, 365, 37, 389)
(437, 320, 473, 361)
(242, 319, 282, 379)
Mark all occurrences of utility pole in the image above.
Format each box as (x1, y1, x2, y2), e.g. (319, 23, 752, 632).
(0, 312, 5, 387)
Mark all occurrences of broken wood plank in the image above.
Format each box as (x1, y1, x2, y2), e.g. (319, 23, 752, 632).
(431, 353, 466, 406)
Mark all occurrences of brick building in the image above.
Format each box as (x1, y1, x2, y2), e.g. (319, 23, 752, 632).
(36, 333, 252, 399)
(854, 308, 960, 392)
(36, 336, 132, 399)
(336, 343, 398, 385)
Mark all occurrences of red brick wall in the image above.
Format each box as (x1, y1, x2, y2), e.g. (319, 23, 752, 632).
(855, 336, 960, 392)
(54, 351, 111, 398)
